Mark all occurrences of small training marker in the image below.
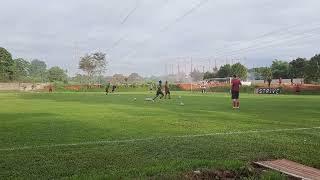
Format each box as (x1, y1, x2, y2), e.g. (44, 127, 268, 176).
(254, 159, 320, 180)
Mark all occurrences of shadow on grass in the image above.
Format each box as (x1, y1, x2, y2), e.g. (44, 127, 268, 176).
(0, 112, 127, 147)
(0, 112, 56, 121)
(17, 92, 320, 127)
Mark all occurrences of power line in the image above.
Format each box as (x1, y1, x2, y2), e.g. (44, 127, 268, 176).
(120, 1, 139, 25)
(153, 22, 320, 62)
(159, 0, 209, 33)
(106, 0, 140, 52)
(118, 0, 210, 59)
(213, 26, 320, 58)
(209, 23, 320, 54)
(150, 29, 320, 67)
(214, 32, 320, 60)
(107, 0, 171, 52)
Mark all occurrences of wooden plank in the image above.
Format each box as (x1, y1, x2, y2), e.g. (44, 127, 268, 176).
(254, 159, 320, 180)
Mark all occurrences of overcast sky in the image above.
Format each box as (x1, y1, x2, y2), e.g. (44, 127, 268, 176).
(1, 0, 320, 76)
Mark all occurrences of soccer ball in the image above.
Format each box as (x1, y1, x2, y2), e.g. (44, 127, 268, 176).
(133, 98, 137, 101)
(180, 102, 184, 106)
(178, 96, 182, 99)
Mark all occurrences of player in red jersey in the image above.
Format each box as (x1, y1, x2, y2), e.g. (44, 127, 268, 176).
(164, 81, 171, 99)
(231, 75, 242, 109)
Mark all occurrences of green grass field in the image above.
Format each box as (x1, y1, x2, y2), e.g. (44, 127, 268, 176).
(1, 92, 320, 179)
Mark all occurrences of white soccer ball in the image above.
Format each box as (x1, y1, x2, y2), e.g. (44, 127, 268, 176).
(133, 98, 137, 101)
(180, 102, 184, 106)
(178, 96, 182, 99)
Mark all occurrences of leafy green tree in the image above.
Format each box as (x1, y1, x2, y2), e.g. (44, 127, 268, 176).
(203, 71, 216, 79)
(217, 64, 232, 78)
(48, 66, 68, 82)
(29, 59, 47, 82)
(92, 52, 107, 75)
(249, 67, 266, 80)
(288, 58, 307, 79)
(12, 58, 31, 81)
(0, 47, 14, 81)
(71, 74, 86, 84)
(306, 54, 320, 83)
(79, 54, 95, 78)
(231, 63, 247, 79)
(271, 60, 289, 79)
(79, 52, 107, 84)
(261, 67, 273, 82)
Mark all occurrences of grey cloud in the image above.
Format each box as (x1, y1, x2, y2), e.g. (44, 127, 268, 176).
(1, 0, 319, 76)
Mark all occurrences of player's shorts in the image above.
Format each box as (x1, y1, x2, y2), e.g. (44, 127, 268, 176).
(156, 90, 164, 96)
(231, 90, 239, 99)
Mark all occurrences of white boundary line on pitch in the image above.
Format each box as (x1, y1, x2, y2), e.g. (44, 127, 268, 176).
(1, 127, 320, 152)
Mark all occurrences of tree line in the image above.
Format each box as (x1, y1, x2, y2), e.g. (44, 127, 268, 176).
(203, 54, 320, 83)
(0, 47, 68, 83)
(0, 47, 144, 85)
(2, 46, 319, 84)
(251, 55, 320, 83)
(203, 63, 248, 80)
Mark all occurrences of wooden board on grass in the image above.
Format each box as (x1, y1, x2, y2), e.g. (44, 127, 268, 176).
(255, 159, 320, 180)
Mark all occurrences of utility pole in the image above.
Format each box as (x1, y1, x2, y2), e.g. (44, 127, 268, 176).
(171, 64, 174, 75)
(190, 57, 193, 92)
(215, 59, 217, 69)
(190, 57, 193, 73)
(253, 64, 255, 85)
(184, 59, 187, 74)
(165, 63, 168, 76)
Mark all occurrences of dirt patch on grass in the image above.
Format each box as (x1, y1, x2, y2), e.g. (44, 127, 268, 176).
(184, 166, 256, 180)
(183, 164, 292, 180)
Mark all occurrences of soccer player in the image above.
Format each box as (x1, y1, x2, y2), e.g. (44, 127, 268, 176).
(267, 78, 272, 87)
(48, 85, 53, 93)
(278, 77, 282, 86)
(164, 81, 171, 99)
(231, 75, 242, 109)
(111, 85, 117, 93)
(105, 82, 110, 95)
(200, 81, 206, 93)
(153, 80, 164, 100)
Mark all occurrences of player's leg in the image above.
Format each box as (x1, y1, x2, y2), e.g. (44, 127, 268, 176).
(153, 91, 160, 100)
(160, 91, 164, 99)
(168, 91, 171, 99)
(233, 91, 240, 108)
(236, 92, 240, 108)
(153, 95, 159, 100)
(231, 91, 236, 108)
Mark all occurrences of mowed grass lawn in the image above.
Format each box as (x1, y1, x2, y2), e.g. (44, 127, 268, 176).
(0, 92, 320, 179)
